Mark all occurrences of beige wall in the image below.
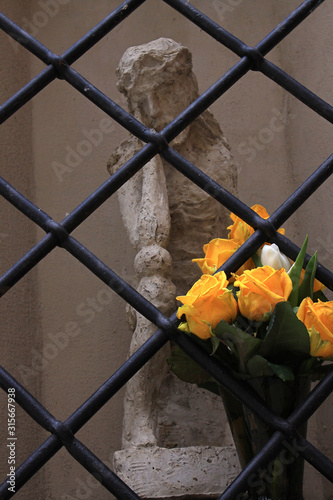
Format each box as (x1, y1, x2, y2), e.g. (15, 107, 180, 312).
(0, 1, 45, 498)
(0, 1, 332, 499)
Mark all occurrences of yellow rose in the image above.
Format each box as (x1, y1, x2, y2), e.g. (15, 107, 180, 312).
(234, 265, 293, 322)
(228, 204, 285, 245)
(193, 238, 255, 277)
(176, 271, 238, 339)
(297, 297, 333, 358)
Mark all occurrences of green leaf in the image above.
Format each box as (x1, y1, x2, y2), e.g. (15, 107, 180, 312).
(299, 356, 321, 375)
(251, 252, 263, 268)
(246, 355, 295, 381)
(210, 335, 220, 355)
(313, 289, 328, 302)
(214, 320, 261, 374)
(259, 301, 310, 362)
(298, 252, 317, 303)
(167, 345, 218, 389)
(288, 235, 308, 307)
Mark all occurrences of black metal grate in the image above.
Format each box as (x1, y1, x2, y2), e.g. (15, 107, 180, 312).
(1, 0, 333, 498)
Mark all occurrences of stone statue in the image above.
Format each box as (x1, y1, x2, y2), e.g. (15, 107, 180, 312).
(109, 37, 237, 296)
(108, 38, 239, 498)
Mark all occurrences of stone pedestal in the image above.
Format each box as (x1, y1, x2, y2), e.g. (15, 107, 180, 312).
(114, 446, 240, 499)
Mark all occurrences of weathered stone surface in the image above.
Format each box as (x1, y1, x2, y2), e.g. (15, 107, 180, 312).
(113, 446, 240, 499)
(155, 374, 233, 449)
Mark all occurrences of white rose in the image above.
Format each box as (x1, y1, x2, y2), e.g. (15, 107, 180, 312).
(260, 243, 291, 271)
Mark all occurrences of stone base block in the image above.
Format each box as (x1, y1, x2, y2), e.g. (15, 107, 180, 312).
(113, 445, 240, 499)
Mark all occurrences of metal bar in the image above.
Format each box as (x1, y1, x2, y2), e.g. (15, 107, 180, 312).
(0, 0, 333, 497)
(274, 232, 333, 291)
(259, 59, 333, 123)
(0, 0, 147, 123)
(65, 438, 141, 499)
(59, 64, 149, 143)
(161, 146, 333, 288)
(0, 66, 55, 125)
(0, 141, 157, 296)
(270, 153, 333, 229)
(163, 0, 326, 59)
(0, 321, 169, 496)
(162, 0, 333, 125)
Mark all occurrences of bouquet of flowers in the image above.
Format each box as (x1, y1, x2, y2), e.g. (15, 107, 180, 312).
(168, 205, 333, 500)
(169, 205, 333, 387)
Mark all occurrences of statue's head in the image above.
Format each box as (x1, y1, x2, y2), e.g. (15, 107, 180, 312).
(117, 38, 199, 133)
